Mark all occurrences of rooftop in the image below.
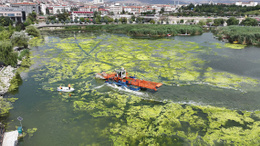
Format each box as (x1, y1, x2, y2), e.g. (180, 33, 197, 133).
(12, 2, 37, 5)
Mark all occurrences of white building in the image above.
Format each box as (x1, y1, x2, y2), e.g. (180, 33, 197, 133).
(235, 1, 258, 7)
(72, 11, 94, 20)
(109, 4, 122, 14)
(93, 0, 104, 4)
(40, 3, 47, 15)
(53, 5, 70, 14)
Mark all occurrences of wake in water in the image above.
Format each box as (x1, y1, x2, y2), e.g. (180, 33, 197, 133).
(93, 84, 106, 89)
(93, 83, 148, 97)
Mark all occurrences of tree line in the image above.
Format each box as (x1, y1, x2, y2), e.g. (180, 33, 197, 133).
(173, 4, 260, 17)
(0, 13, 40, 67)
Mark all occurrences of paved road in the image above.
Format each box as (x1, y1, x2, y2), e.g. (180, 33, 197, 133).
(35, 16, 260, 28)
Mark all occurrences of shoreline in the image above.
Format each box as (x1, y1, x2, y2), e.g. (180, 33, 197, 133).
(0, 66, 17, 96)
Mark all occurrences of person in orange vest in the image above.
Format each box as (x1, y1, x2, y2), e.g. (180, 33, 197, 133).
(59, 86, 62, 89)
(68, 84, 71, 90)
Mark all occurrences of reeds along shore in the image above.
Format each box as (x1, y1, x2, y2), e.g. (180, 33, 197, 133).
(64, 24, 203, 37)
(215, 26, 260, 45)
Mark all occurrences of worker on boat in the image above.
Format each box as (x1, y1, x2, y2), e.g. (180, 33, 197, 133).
(59, 86, 62, 89)
(68, 84, 71, 90)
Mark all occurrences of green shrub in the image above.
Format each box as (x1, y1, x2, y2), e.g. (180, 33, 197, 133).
(0, 41, 17, 67)
(18, 49, 29, 60)
(25, 26, 40, 37)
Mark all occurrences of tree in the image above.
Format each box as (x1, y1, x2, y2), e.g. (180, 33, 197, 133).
(241, 18, 258, 26)
(226, 17, 239, 26)
(57, 9, 60, 14)
(150, 19, 155, 24)
(136, 17, 143, 23)
(10, 31, 29, 48)
(159, 7, 165, 14)
(161, 20, 164, 24)
(86, 18, 90, 23)
(46, 20, 50, 25)
(46, 8, 50, 15)
(114, 18, 118, 24)
(0, 16, 13, 26)
(122, 8, 125, 14)
(206, 19, 213, 24)
(56, 12, 70, 21)
(131, 15, 136, 21)
(213, 18, 225, 26)
(65, 19, 69, 24)
(25, 26, 40, 37)
(109, 12, 114, 15)
(198, 20, 206, 26)
(74, 19, 78, 23)
(47, 16, 56, 21)
(104, 19, 108, 24)
(80, 17, 85, 23)
(104, 16, 113, 23)
(120, 17, 127, 24)
(0, 41, 17, 67)
(15, 22, 25, 31)
(23, 19, 32, 27)
(0, 30, 12, 41)
(94, 11, 98, 17)
(27, 12, 37, 23)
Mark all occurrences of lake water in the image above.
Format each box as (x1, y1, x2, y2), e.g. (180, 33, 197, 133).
(6, 31, 260, 145)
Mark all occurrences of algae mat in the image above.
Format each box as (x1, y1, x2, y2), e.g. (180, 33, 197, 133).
(8, 32, 260, 145)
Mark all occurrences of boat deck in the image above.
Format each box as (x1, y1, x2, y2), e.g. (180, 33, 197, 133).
(99, 72, 162, 91)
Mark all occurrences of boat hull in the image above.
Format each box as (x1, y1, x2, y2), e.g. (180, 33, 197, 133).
(57, 87, 75, 92)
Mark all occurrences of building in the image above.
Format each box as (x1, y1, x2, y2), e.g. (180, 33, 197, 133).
(0, 7, 25, 22)
(109, 3, 122, 14)
(98, 8, 109, 15)
(235, 1, 258, 6)
(79, 5, 98, 12)
(11, 2, 39, 16)
(93, 0, 104, 4)
(40, 3, 47, 15)
(123, 6, 143, 14)
(72, 11, 94, 20)
(53, 5, 70, 14)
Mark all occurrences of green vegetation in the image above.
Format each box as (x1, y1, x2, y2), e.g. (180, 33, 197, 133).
(18, 49, 29, 60)
(213, 18, 225, 26)
(30, 33, 260, 145)
(245, 10, 260, 16)
(61, 24, 203, 37)
(241, 18, 259, 26)
(10, 31, 29, 48)
(0, 41, 17, 67)
(26, 128, 37, 138)
(25, 26, 40, 37)
(0, 16, 13, 26)
(8, 72, 22, 93)
(226, 17, 239, 26)
(175, 4, 260, 17)
(215, 26, 260, 45)
(24, 12, 38, 26)
(0, 97, 17, 116)
(72, 91, 260, 145)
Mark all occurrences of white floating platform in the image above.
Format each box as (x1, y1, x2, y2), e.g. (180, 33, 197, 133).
(3, 130, 18, 146)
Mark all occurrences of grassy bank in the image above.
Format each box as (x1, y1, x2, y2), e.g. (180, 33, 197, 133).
(63, 24, 203, 37)
(215, 26, 260, 45)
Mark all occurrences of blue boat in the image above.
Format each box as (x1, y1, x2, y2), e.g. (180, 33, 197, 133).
(105, 80, 141, 91)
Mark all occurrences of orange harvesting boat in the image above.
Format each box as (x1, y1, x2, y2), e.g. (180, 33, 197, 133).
(95, 68, 163, 91)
